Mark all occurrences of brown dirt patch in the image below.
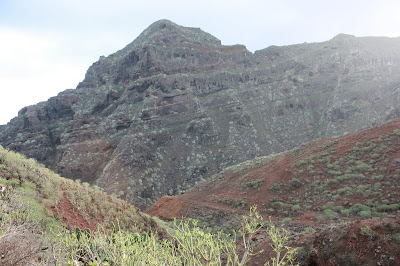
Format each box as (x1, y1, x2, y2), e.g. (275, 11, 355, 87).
(51, 196, 98, 231)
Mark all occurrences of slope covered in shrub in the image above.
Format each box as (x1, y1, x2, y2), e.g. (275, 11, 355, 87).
(0, 145, 297, 265)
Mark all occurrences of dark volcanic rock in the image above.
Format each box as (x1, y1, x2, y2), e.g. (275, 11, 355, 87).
(1, 20, 400, 209)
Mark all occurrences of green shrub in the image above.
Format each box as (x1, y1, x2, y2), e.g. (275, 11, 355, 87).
(322, 202, 335, 210)
(304, 227, 316, 234)
(281, 217, 292, 224)
(327, 170, 342, 176)
(337, 187, 352, 195)
(291, 204, 301, 212)
(360, 225, 375, 239)
(331, 195, 340, 201)
(340, 209, 350, 216)
(351, 204, 370, 214)
(5, 178, 20, 187)
(232, 199, 247, 208)
(332, 205, 344, 212)
(244, 179, 264, 190)
(325, 178, 338, 186)
(358, 210, 371, 217)
(295, 160, 306, 168)
(289, 178, 302, 188)
(376, 204, 400, 212)
(218, 198, 230, 205)
(269, 183, 281, 193)
(271, 201, 285, 211)
(355, 161, 372, 172)
(371, 153, 380, 159)
(324, 209, 338, 218)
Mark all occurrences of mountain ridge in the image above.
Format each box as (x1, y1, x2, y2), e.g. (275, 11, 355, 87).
(1, 20, 400, 209)
(77, 19, 250, 89)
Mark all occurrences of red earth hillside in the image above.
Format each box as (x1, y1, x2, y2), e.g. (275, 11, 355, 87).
(148, 118, 400, 265)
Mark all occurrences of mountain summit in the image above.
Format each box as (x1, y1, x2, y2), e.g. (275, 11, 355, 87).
(77, 19, 250, 88)
(131, 19, 222, 47)
(1, 21, 400, 209)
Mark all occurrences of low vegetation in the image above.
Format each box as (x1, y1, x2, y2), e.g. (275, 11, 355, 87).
(0, 145, 298, 265)
(267, 129, 400, 221)
(244, 178, 264, 190)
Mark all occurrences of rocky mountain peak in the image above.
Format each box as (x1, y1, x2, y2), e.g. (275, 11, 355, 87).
(77, 19, 249, 88)
(130, 19, 222, 48)
(330, 33, 356, 41)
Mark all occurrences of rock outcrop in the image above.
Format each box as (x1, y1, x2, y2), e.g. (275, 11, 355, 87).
(1, 20, 400, 209)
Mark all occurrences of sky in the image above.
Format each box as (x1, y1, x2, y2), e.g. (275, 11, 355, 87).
(1, 0, 400, 125)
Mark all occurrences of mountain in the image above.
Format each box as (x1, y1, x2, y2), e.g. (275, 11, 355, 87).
(1, 20, 400, 209)
(148, 118, 400, 265)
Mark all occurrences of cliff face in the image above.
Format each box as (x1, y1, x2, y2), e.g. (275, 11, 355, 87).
(1, 20, 400, 209)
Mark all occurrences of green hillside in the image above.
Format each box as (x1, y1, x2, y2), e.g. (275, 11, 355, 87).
(0, 145, 296, 265)
(0, 145, 163, 264)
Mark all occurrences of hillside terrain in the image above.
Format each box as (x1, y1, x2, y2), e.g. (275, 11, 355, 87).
(1, 118, 400, 265)
(0, 145, 299, 265)
(0, 144, 166, 264)
(1, 20, 400, 209)
(149, 117, 400, 265)
(0, 146, 157, 232)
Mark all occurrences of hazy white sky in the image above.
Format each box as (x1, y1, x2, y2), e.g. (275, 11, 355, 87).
(1, 0, 400, 125)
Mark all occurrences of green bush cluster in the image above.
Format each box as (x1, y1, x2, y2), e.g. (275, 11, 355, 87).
(244, 178, 264, 190)
(295, 160, 306, 168)
(218, 198, 247, 208)
(289, 178, 302, 188)
(323, 209, 338, 218)
(291, 204, 301, 212)
(269, 183, 281, 193)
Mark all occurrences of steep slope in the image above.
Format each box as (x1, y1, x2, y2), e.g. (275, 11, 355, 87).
(1, 20, 400, 209)
(149, 118, 400, 265)
(149, 118, 400, 220)
(0, 145, 158, 233)
(0, 145, 175, 265)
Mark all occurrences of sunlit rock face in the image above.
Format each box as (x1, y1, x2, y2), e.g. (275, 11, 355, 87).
(1, 20, 400, 209)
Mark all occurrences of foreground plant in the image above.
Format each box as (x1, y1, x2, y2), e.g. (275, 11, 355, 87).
(0, 175, 297, 265)
(171, 206, 264, 265)
(55, 206, 297, 265)
(264, 221, 298, 266)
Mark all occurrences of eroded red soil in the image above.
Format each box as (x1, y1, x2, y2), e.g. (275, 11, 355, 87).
(51, 196, 98, 231)
(148, 118, 400, 264)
